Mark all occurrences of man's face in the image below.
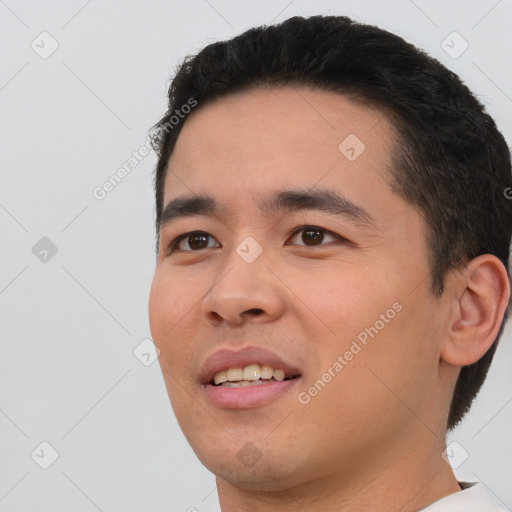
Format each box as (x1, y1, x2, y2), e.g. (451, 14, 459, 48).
(149, 87, 449, 489)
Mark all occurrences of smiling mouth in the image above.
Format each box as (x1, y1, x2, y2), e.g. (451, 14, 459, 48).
(210, 363, 301, 388)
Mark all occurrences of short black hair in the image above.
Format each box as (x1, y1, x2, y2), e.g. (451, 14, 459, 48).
(150, 14, 512, 431)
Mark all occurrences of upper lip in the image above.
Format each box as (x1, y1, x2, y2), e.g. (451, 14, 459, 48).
(199, 346, 302, 385)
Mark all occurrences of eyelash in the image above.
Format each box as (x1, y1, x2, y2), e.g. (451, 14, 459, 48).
(167, 225, 348, 254)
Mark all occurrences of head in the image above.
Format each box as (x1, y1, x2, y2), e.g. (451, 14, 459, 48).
(148, 14, 511, 489)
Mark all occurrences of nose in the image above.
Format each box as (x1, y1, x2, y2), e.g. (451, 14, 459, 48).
(200, 253, 286, 327)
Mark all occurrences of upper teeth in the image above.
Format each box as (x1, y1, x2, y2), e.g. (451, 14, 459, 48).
(213, 364, 286, 385)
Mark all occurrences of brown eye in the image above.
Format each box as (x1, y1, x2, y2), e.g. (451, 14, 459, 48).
(288, 226, 340, 247)
(186, 234, 209, 250)
(170, 231, 220, 253)
(302, 228, 324, 245)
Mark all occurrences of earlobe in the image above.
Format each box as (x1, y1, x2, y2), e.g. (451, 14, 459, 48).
(440, 254, 510, 367)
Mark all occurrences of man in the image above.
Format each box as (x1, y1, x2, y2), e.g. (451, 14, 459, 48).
(148, 15, 511, 511)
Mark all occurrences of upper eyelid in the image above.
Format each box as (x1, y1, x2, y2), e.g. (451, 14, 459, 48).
(288, 225, 340, 241)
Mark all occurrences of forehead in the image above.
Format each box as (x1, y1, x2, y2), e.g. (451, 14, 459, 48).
(169, 86, 394, 164)
(163, 86, 401, 224)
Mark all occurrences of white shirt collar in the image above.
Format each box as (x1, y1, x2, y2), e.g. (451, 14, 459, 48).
(420, 482, 506, 511)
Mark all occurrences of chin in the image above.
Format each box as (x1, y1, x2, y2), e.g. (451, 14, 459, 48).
(191, 438, 311, 492)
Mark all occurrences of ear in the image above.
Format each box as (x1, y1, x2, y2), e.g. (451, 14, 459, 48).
(441, 254, 510, 366)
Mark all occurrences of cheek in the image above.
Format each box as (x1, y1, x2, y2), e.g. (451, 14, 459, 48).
(296, 308, 434, 449)
(287, 262, 392, 343)
(149, 269, 193, 340)
(292, 266, 435, 405)
(341, 297, 438, 415)
(148, 268, 212, 377)
(148, 274, 196, 416)
(148, 271, 196, 379)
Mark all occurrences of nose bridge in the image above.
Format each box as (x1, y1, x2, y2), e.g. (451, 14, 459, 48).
(200, 237, 284, 325)
(214, 232, 269, 292)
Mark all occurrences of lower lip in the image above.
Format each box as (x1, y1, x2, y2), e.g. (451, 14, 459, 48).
(203, 378, 300, 409)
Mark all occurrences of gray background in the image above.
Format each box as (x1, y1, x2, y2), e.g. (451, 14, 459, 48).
(1, 1, 511, 510)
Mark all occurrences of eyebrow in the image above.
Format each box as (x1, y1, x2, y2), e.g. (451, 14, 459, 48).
(159, 188, 377, 230)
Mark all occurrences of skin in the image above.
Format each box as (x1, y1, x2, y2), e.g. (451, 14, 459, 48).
(148, 86, 509, 511)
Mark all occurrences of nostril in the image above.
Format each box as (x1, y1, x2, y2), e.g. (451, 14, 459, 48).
(246, 308, 264, 316)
